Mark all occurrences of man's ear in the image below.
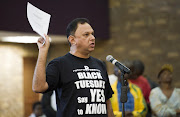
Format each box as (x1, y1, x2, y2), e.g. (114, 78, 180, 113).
(68, 35, 76, 45)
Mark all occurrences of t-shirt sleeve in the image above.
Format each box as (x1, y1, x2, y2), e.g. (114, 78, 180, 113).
(44, 60, 60, 93)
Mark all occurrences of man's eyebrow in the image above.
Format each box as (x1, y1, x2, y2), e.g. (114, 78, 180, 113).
(83, 31, 94, 34)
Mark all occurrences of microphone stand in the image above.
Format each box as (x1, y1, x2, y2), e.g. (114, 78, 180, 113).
(120, 70, 129, 117)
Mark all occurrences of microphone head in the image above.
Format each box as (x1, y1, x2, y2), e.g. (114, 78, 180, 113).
(106, 55, 113, 62)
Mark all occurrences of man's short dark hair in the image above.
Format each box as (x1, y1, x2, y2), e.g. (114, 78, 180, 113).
(66, 18, 90, 46)
(32, 101, 41, 111)
(133, 60, 145, 76)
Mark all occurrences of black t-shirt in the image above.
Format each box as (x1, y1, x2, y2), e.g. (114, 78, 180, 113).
(45, 53, 113, 117)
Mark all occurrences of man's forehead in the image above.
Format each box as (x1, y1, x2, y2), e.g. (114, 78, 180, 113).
(76, 23, 94, 32)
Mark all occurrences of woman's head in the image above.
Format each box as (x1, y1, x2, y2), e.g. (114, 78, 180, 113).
(157, 64, 173, 84)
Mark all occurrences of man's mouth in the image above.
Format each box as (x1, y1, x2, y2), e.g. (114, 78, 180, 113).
(90, 42, 95, 48)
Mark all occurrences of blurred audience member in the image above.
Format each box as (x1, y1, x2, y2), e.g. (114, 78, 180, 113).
(29, 101, 46, 117)
(109, 73, 118, 85)
(129, 60, 151, 104)
(150, 64, 180, 117)
(111, 60, 147, 117)
(41, 91, 56, 117)
(128, 60, 152, 117)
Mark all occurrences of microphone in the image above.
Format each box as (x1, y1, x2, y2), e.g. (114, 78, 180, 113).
(106, 55, 130, 74)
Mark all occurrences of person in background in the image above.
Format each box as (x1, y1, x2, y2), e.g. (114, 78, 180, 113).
(41, 91, 56, 117)
(150, 64, 180, 117)
(128, 60, 152, 117)
(29, 101, 46, 117)
(108, 71, 118, 85)
(129, 60, 151, 104)
(110, 60, 147, 117)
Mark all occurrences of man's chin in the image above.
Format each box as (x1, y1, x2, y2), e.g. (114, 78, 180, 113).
(89, 48, 95, 52)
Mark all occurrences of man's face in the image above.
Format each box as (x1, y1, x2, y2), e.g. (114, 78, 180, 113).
(74, 23, 95, 53)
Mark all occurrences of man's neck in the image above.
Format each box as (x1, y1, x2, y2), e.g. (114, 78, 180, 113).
(70, 49, 90, 59)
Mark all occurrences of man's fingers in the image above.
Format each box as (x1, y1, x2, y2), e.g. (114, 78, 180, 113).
(38, 37, 44, 44)
(44, 34, 49, 39)
(44, 34, 51, 44)
(37, 35, 51, 48)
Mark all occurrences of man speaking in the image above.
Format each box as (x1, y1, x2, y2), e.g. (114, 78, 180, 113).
(32, 18, 114, 117)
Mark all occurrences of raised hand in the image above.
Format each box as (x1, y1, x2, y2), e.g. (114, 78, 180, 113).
(37, 34, 51, 51)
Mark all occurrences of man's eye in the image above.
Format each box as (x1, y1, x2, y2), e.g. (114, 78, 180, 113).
(85, 34, 89, 36)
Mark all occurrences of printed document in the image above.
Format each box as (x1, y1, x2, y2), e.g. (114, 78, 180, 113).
(27, 2, 51, 40)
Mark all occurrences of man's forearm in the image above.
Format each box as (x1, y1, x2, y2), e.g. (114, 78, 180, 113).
(106, 99, 115, 117)
(32, 50, 48, 93)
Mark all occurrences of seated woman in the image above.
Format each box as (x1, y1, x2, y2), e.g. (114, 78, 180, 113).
(149, 64, 180, 117)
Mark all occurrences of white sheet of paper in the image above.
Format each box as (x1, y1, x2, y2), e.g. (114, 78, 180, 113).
(27, 2, 51, 40)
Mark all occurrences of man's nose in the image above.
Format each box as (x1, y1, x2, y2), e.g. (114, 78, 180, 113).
(90, 34, 95, 40)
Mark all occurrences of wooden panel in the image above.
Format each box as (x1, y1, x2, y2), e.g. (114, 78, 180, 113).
(23, 57, 39, 117)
